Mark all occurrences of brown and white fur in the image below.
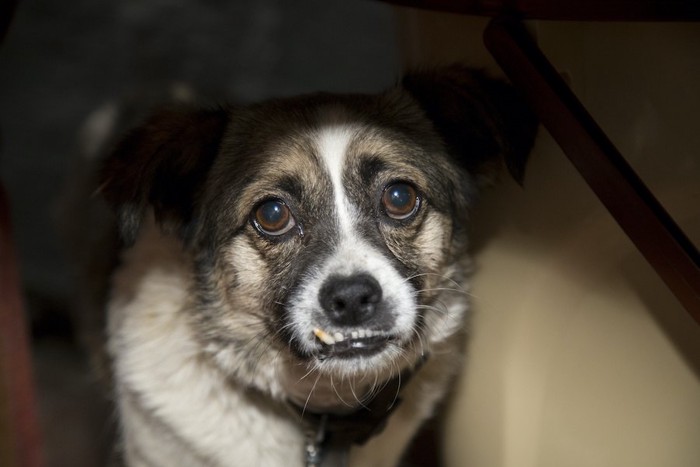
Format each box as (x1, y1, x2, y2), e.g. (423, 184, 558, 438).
(99, 66, 537, 467)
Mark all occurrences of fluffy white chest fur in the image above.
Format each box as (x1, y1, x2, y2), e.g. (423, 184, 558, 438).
(109, 224, 296, 466)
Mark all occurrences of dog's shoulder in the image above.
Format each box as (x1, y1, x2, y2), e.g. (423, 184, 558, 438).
(108, 219, 306, 466)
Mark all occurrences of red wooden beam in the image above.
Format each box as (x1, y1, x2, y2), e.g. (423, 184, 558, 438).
(0, 0, 19, 43)
(0, 183, 43, 467)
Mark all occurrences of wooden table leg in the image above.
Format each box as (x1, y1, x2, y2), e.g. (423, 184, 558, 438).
(484, 16, 700, 325)
(0, 183, 43, 467)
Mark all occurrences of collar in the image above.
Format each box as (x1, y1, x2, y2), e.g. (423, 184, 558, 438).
(287, 354, 428, 467)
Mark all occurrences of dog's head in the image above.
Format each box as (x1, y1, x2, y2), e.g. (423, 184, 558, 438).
(101, 66, 536, 405)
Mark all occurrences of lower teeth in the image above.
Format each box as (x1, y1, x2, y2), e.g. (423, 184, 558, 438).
(313, 327, 384, 346)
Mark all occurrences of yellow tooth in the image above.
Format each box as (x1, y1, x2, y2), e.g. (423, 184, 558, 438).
(313, 328, 336, 345)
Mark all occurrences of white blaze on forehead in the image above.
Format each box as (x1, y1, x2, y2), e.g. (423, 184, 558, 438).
(316, 124, 357, 237)
(286, 122, 418, 363)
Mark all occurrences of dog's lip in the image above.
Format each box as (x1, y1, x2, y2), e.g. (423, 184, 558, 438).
(313, 327, 395, 359)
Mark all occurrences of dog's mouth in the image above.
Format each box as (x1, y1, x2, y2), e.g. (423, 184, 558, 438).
(313, 327, 395, 359)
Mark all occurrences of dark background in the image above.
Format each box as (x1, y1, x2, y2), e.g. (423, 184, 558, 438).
(0, 0, 399, 310)
(0, 1, 399, 464)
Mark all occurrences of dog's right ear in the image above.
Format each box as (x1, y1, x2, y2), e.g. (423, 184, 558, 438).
(99, 107, 230, 245)
(401, 65, 538, 185)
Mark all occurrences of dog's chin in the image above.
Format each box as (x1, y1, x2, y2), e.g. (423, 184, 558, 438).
(282, 334, 421, 413)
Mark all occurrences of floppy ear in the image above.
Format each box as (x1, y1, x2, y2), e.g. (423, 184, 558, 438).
(99, 107, 230, 245)
(402, 65, 537, 184)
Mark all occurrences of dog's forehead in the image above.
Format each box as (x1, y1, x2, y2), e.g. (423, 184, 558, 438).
(204, 98, 464, 247)
(225, 106, 425, 203)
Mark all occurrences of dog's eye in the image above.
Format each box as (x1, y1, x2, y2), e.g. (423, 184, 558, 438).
(253, 199, 296, 236)
(382, 182, 419, 220)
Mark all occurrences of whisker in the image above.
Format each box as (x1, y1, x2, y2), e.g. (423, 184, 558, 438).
(415, 287, 471, 296)
(302, 371, 324, 416)
(404, 271, 466, 290)
(411, 325, 426, 358)
(348, 378, 370, 410)
(387, 359, 402, 411)
(415, 304, 448, 315)
(330, 375, 354, 408)
(298, 363, 319, 382)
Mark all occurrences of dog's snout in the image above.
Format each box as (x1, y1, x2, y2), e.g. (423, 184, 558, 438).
(319, 274, 382, 326)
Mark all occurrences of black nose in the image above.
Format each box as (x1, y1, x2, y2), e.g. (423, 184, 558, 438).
(319, 274, 383, 326)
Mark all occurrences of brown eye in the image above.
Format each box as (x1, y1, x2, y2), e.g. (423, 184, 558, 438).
(382, 183, 419, 220)
(253, 199, 296, 236)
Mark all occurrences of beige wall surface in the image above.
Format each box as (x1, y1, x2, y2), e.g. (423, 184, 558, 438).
(396, 9, 700, 467)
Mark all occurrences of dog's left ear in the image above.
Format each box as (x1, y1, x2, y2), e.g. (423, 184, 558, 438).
(99, 107, 230, 245)
(402, 65, 538, 184)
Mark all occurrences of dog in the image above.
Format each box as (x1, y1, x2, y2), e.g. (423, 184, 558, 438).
(98, 65, 537, 467)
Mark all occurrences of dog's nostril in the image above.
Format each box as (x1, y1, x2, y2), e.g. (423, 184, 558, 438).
(319, 274, 383, 327)
(332, 298, 345, 313)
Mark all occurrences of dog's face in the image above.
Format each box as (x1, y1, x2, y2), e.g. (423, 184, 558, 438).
(102, 67, 536, 405)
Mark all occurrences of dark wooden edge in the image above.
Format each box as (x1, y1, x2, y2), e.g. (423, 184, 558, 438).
(0, 183, 43, 466)
(383, 0, 700, 21)
(483, 16, 700, 324)
(0, 0, 20, 43)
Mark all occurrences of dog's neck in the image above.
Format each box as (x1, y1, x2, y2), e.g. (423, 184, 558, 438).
(285, 355, 428, 467)
(281, 364, 391, 415)
(279, 337, 430, 416)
